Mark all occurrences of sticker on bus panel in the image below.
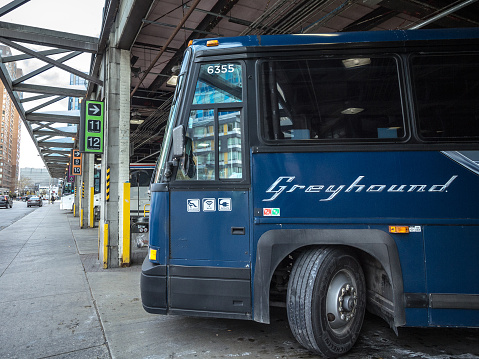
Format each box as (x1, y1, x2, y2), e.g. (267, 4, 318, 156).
(263, 208, 280, 216)
(218, 198, 232, 211)
(187, 199, 200, 212)
(202, 198, 216, 212)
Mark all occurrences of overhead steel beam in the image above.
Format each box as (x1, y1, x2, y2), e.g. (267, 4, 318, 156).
(25, 96, 67, 114)
(0, 38, 102, 85)
(141, 19, 223, 36)
(2, 48, 69, 63)
(46, 160, 70, 165)
(0, 20, 99, 52)
(20, 94, 54, 103)
(46, 161, 70, 165)
(26, 113, 80, 124)
(130, 0, 202, 97)
(38, 142, 73, 149)
(33, 130, 76, 137)
(13, 51, 81, 85)
(147, 0, 241, 93)
(46, 162, 70, 166)
(0, 0, 30, 17)
(13, 83, 85, 97)
(87, 0, 119, 97)
(116, 0, 151, 50)
(45, 157, 69, 160)
(41, 149, 71, 154)
(409, 0, 478, 29)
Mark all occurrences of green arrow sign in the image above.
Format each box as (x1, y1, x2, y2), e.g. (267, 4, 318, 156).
(82, 100, 104, 153)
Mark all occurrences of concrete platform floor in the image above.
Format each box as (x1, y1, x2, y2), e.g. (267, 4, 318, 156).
(1, 204, 478, 359)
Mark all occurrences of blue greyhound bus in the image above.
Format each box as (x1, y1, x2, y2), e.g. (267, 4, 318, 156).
(141, 28, 479, 357)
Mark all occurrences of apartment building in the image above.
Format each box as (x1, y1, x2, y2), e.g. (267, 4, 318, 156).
(0, 45, 22, 194)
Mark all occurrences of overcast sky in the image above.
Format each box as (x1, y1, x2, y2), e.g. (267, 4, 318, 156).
(0, 0, 105, 169)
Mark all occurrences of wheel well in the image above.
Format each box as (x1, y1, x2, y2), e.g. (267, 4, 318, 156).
(253, 229, 405, 328)
(269, 245, 395, 327)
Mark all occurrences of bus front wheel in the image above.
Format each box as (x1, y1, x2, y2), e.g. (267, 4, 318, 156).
(287, 247, 366, 358)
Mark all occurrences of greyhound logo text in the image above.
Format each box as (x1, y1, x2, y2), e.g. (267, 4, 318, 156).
(262, 175, 458, 202)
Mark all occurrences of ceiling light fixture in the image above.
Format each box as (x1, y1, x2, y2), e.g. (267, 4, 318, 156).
(166, 75, 178, 87)
(342, 58, 371, 68)
(130, 118, 144, 125)
(341, 107, 364, 115)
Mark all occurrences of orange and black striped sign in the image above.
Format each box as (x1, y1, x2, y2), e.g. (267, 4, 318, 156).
(106, 166, 110, 201)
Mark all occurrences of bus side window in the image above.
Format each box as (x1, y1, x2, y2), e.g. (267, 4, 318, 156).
(260, 57, 404, 142)
(411, 53, 479, 141)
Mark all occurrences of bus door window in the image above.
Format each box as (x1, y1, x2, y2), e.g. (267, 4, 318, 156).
(177, 63, 244, 181)
(260, 56, 405, 142)
(219, 110, 242, 179)
(183, 109, 215, 181)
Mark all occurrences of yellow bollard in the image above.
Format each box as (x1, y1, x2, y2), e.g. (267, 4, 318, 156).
(89, 187, 94, 228)
(103, 223, 109, 269)
(122, 182, 131, 266)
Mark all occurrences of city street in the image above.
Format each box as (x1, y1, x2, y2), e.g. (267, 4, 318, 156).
(0, 199, 42, 231)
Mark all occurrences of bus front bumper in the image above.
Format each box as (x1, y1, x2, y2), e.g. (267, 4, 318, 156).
(140, 257, 167, 314)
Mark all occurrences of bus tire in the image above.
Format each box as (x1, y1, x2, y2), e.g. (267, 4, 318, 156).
(287, 247, 366, 358)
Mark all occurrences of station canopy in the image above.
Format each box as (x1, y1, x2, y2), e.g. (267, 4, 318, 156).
(1, 0, 478, 177)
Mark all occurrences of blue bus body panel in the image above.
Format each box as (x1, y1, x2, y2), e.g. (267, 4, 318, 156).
(253, 151, 478, 220)
(169, 190, 250, 267)
(251, 150, 479, 327)
(191, 28, 479, 52)
(425, 226, 479, 327)
(148, 190, 170, 265)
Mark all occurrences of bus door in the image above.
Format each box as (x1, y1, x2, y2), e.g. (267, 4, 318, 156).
(168, 62, 252, 318)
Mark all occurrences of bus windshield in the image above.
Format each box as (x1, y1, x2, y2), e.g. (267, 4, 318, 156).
(154, 49, 191, 183)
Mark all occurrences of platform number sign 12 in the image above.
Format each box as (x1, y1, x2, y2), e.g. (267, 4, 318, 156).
(82, 100, 104, 153)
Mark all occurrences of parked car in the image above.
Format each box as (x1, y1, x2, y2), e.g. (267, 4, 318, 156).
(27, 196, 43, 207)
(0, 195, 13, 208)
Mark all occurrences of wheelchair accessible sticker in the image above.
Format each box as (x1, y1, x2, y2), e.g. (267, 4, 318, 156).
(187, 199, 200, 212)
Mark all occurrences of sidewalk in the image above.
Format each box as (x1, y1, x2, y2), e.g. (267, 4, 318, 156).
(0, 203, 145, 359)
(0, 203, 307, 359)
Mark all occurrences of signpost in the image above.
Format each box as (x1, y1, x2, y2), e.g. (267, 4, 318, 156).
(71, 149, 82, 176)
(80, 100, 104, 153)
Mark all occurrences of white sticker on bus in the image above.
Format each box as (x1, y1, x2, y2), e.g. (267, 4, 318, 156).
(187, 199, 200, 212)
(218, 198, 232, 211)
(203, 198, 216, 212)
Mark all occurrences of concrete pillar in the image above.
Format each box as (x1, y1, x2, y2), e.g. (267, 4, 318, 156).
(98, 47, 130, 268)
(81, 153, 95, 228)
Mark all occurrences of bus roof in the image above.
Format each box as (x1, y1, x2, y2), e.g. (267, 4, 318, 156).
(190, 28, 479, 52)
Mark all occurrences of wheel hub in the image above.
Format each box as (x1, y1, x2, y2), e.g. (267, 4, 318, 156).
(326, 271, 358, 330)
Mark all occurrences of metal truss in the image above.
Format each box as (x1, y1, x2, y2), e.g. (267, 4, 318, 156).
(0, 6, 103, 178)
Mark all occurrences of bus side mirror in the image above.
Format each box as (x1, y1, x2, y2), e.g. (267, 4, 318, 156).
(181, 137, 196, 178)
(172, 125, 185, 159)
